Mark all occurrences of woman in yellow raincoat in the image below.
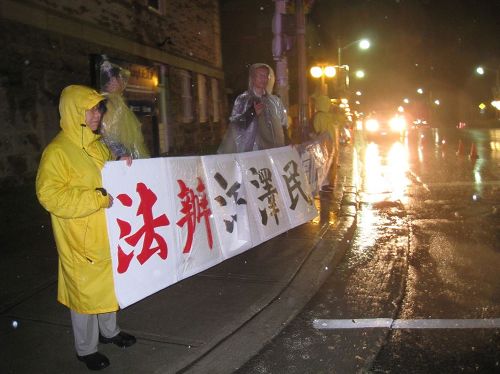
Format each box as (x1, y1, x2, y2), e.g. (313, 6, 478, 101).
(36, 85, 135, 370)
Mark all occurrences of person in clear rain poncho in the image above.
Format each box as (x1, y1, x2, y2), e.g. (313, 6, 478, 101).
(218, 63, 288, 153)
(99, 60, 150, 159)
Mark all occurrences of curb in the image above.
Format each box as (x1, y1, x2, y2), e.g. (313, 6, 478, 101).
(179, 147, 358, 374)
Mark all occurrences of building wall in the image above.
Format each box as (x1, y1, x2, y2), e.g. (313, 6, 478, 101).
(0, 0, 227, 188)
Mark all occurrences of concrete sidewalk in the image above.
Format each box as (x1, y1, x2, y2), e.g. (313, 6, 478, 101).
(0, 145, 357, 374)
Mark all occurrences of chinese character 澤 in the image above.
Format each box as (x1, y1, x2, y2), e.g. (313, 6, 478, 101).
(249, 167, 279, 226)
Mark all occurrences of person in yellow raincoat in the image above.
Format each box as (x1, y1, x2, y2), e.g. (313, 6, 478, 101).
(313, 95, 341, 191)
(36, 85, 136, 371)
(99, 60, 150, 159)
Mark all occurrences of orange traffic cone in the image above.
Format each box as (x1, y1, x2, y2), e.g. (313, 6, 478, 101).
(456, 139, 465, 156)
(469, 143, 478, 159)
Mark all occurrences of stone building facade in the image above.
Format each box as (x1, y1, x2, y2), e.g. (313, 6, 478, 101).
(0, 0, 227, 188)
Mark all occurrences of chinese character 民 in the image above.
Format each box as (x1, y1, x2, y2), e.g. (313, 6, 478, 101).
(282, 160, 312, 210)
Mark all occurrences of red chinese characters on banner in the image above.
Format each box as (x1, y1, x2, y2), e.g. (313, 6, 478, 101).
(115, 182, 170, 274)
(176, 177, 213, 253)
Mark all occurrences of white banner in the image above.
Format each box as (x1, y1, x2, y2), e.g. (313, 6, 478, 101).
(202, 154, 253, 259)
(266, 147, 317, 227)
(165, 157, 224, 280)
(103, 143, 330, 308)
(102, 158, 178, 308)
(236, 150, 291, 243)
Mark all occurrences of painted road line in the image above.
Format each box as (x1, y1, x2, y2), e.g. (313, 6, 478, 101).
(313, 318, 500, 330)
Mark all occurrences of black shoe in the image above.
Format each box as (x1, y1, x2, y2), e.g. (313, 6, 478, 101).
(99, 331, 136, 348)
(320, 186, 334, 192)
(77, 352, 110, 371)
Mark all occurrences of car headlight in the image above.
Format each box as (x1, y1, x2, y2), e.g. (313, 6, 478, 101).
(389, 116, 406, 132)
(365, 119, 379, 132)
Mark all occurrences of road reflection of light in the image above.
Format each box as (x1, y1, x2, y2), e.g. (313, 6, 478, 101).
(388, 142, 410, 203)
(473, 158, 485, 196)
(362, 142, 410, 204)
(417, 138, 424, 163)
(363, 143, 385, 200)
(352, 207, 378, 255)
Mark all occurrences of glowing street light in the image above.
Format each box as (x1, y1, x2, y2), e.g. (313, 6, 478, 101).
(417, 88, 424, 94)
(475, 65, 500, 118)
(324, 66, 336, 78)
(338, 38, 371, 66)
(403, 98, 410, 104)
(359, 39, 371, 50)
(310, 64, 336, 95)
(310, 66, 323, 78)
(355, 70, 365, 79)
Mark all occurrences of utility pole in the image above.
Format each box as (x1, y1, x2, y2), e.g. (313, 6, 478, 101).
(296, 0, 308, 141)
(272, 0, 289, 109)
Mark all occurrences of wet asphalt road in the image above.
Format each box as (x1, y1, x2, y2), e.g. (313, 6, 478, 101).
(236, 127, 500, 373)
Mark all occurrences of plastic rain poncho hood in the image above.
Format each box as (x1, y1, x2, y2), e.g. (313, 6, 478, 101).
(100, 60, 150, 159)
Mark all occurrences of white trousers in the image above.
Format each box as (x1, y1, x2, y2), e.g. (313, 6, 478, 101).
(70, 310, 120, 356)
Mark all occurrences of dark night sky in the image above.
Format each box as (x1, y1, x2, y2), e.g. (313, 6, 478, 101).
(309, 0, 500, 111)
(220, 0, 500, 119)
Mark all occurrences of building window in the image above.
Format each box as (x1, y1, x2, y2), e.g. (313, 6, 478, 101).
(211, 78, 220, 123)
(197, 74, 208, 123)
(147, 0, 165, 15)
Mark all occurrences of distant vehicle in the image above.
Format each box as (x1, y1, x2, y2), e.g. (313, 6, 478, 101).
(362, 110, 407, 142)
(410, 118, 431, 130)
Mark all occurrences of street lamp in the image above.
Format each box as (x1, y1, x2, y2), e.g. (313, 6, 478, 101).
(475, 65, 500, 118)
(475, 65, 500, 95)
(310, 64, 336, 95)
(355, 70, 365, 79)
(337, 38, 370, 66)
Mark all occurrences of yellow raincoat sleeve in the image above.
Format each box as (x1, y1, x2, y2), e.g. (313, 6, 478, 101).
(36, 144, 111, 219)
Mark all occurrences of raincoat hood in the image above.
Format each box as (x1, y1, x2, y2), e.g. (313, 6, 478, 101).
(59, 85, 105, 148)
(315, 95, 331, 113)
(248, 63, 276, 95)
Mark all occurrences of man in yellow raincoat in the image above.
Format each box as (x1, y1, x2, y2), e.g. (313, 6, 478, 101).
(36, 85, 135, 371)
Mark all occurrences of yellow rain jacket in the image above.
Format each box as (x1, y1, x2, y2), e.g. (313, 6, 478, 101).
(313, 95, 336, 142)
(36, 85, 118, 314)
